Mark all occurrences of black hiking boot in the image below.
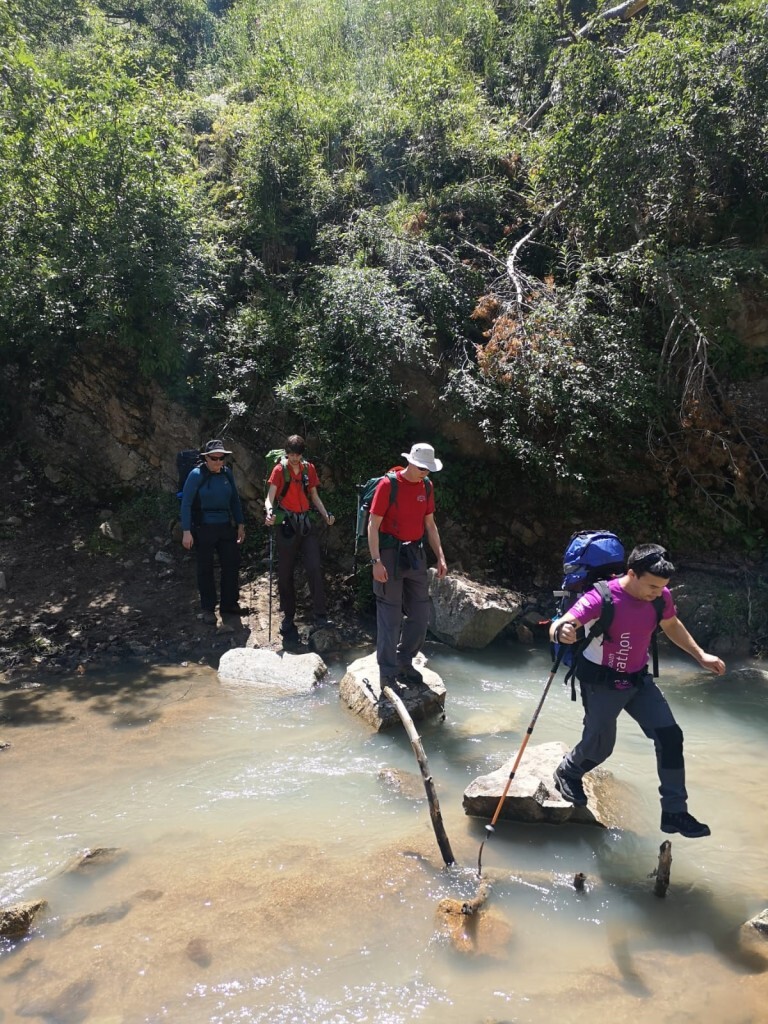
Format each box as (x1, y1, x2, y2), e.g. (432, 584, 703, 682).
(379, 675, 398, 696)
(553, 764, 588, 806)
(660, 811, 711, 838)
(220, 604, 247, 616)
(200, 609, 217, 626)
(396, 664, 424, 686)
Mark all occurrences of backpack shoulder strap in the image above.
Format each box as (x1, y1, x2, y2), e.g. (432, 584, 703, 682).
(386, 471, 398, 508)
(279, 457, 310, 502)
(563, 580, 614, 701)
(279, 457, 291, 501)
(590, 579, 615, 641)
(650, 595, 665, 677)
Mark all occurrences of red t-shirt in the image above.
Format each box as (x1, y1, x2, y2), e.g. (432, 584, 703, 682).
(268, 460, 319, 513)
(370, 471, 434, 542)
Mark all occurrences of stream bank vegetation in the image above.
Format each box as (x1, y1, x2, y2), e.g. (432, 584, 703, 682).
(1, 0, 767, 563)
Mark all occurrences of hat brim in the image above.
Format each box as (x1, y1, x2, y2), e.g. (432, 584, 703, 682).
(401, 453, 442, 472)
(204, 449, 232, 456)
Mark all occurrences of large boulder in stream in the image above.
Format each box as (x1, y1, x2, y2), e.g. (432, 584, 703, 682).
(218, 647, 327, 693)
(463, 741, 612, 826)
(339, 652, 445, 731)
(427, 570, 521, 648)
(0, 899, 48, 938)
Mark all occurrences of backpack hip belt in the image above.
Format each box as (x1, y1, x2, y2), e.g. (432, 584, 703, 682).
(575, 657, 649, 690)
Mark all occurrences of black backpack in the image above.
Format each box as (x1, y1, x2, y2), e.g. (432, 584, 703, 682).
(176, 449, 204, 496)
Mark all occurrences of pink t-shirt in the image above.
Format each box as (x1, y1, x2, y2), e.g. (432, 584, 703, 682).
(568, 577, 676, 673)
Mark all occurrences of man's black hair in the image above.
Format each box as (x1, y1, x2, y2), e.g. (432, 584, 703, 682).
(627, 543, 675, 578)
(285, 434, 305, 454)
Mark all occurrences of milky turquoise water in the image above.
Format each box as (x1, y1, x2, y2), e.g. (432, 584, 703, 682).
(1, 642, 767, 1023)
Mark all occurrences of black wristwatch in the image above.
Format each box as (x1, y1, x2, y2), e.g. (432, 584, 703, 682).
(370, 557, 381, 565)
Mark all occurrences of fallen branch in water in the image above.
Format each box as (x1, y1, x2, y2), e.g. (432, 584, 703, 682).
(381, 684, 455, 867)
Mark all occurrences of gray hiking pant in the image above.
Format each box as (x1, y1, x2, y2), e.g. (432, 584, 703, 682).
(561, 673, 688, 813)
(373, 545, 430, 679)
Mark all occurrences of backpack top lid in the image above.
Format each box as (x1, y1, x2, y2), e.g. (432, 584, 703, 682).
(562, 530, 625, 591)
(176, 449, 205, 494)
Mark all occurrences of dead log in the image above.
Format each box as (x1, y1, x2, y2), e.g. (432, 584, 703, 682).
(652, 840, 673, 897)
(573, 0, 650, 38)
(381, 684, 456, 866)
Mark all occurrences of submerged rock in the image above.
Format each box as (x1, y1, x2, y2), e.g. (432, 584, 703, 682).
(463, 740, 611, 826)
(217, 647, 327, 693)
(378, 767, 426, 800)
(745, 909, 768, 936)
(339, 652, 445, 731)
(436, 882, 512, 957)
(428, 570, 521, 649)
(66, 847, 123, 873)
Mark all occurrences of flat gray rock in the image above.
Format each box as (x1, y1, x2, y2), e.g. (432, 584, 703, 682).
(463, 740, 612, 826)
(339, 652, 445, 731)
(218, 648, 327, 693)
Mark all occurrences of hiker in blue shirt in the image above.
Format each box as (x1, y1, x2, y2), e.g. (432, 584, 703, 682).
(181, 439, 245, 624)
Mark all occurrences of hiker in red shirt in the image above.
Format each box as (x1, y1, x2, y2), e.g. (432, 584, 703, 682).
(265, 435, 334, 640)
(367, 443, 448, 691)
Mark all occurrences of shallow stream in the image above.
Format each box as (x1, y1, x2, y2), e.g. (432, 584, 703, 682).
(1, 643, 767, 1023)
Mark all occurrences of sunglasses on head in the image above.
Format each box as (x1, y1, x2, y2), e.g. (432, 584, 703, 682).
(633, 548, 670, 572)
(206, 454, 226, 462)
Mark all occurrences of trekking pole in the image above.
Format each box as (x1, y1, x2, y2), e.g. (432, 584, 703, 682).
(477, 642, 565, 878)
(267, 528, 274, 644)
(353, 484, 362, 569)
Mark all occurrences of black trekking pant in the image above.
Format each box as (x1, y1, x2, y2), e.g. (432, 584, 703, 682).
(193, 522, 241, 611)
(275, 519, 327, 620)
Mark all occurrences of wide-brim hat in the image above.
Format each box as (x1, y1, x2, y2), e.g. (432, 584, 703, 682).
(401, 443, 442, 472)
(202, 439, 232, 456)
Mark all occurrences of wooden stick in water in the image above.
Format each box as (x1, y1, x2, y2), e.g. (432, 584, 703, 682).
(381, 684, 456, 867)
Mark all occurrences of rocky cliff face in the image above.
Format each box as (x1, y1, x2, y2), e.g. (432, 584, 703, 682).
(18, 346, 263, 511)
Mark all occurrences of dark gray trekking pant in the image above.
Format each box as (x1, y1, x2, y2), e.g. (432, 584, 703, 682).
(373, 545, 430, 679)
(193, 522, 241, 611)
(275, 519, 327, 620)
(561, 674, 688, 813)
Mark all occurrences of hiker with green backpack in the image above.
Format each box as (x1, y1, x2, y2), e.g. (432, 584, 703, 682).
(549, 543, 726, 839)
(367, 443, 447, 691)
(264, 435, 334, 640)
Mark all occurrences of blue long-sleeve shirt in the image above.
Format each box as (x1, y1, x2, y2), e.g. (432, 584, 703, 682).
(181, 466, 244, 531)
